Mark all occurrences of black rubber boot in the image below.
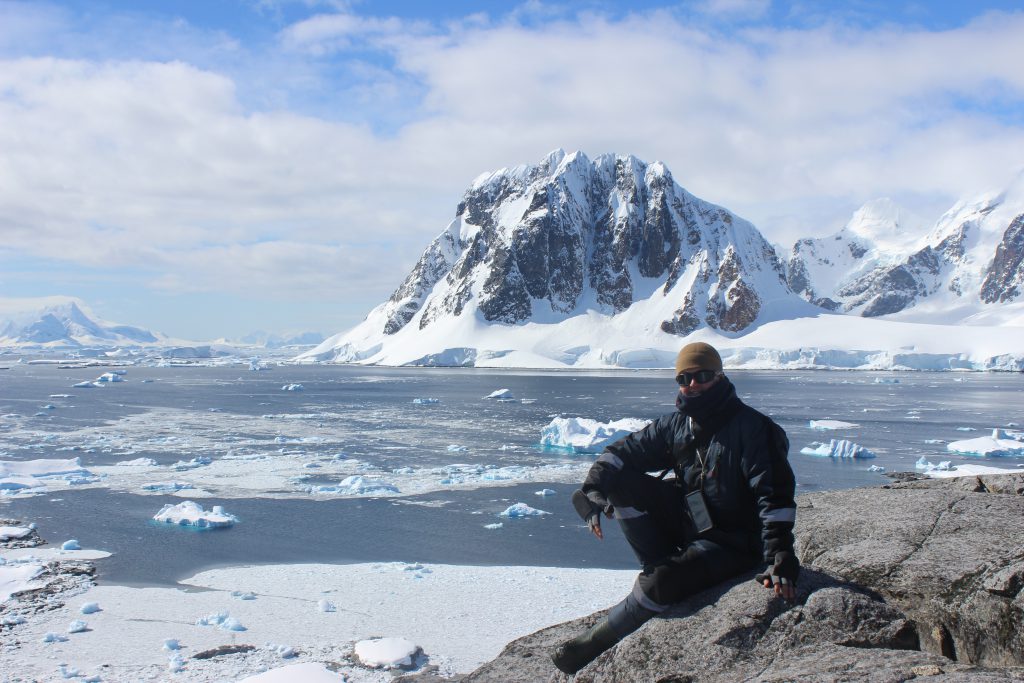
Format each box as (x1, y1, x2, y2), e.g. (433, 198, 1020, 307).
(550, 618, 620, 675)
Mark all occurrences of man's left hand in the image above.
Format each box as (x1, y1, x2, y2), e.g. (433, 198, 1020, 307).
(755, 551, 799, 600)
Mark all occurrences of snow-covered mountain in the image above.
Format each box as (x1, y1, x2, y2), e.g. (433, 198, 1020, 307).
(238, 330, 325, 349)
(786, 173, 1024, 323)
(0, 297, 160, 348)
(303, 151, 1024, 370)
(303, 150, 830, 366)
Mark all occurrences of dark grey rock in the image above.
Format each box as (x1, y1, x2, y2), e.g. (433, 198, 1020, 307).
(460, 474, 1024, 682)
(981, 214, 1024, 303)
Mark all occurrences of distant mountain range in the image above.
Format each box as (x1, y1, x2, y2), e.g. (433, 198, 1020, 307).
(0, 297, 322, 353)
(0, 297, 161, 348)
(785, 175, 1024, 322)
(302, 150, 1024, 370)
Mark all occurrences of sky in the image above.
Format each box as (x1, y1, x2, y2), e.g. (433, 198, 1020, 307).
(1, 0, 1023, 341)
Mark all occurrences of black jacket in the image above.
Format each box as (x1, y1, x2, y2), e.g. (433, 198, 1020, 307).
(583, 384, 796, 563)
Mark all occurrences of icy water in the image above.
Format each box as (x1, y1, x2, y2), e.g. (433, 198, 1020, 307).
(2, 363, 1022, 587)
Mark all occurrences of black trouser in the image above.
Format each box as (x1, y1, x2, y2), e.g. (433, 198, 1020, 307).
(606, 468, 759, 614)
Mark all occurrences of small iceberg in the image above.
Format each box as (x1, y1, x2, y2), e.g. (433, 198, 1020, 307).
(282, 383, 304, 391)
(484, 388, 515, 400)
(800, 439, 876, 459)
(916, 456, 955, 472)
(412, 398, 440, 405)
(947, 429, 1024, 457)
(540, 417, 649, 453)
(153, 501, 238, 528)
(500, 503, 550, 518)
(809, 419, 860, 431)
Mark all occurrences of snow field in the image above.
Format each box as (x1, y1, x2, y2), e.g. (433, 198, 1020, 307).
(0, 559, 637, 681)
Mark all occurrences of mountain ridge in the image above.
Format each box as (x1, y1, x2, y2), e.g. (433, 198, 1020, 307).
(303, 150, 1024, 370)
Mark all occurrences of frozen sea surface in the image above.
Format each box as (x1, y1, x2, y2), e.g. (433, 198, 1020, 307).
(2, 363, 1023, 586)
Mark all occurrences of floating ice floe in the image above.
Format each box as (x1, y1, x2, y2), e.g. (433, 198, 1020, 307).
(304, 475, 400, 496)
(96, 372, 124, 383)
(535, 488, 556, 496)
(447, 444, 469, 452)
(61, 539, 81, 550)
(868, 465, 886, 473)
(539, 417, 648, 454)
(116, 458, 157, 466)
(484, 388, 514, 400)
(808, 419, 860, 431)
(141, 482, 194, 492)
(873, 377, 900, 384)
(947, 429, 1024, 457)
(916, 457, 955, 472)
(412, 398, 440, 405)
(354, 637, 419, 669)
(800, 439, 876, 459)
(281, 383, 304, 391)
(153, 501, 238, 528)
(172, 456, 212, 471)
(0, 458, 94, 493)
(72, 381, 101, 388)
(484, 523, 503, 530)
(500, 503, 550, 518)
(955, 427, 977, 432)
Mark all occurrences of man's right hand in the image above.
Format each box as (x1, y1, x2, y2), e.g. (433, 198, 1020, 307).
(571, 489, 613, 540)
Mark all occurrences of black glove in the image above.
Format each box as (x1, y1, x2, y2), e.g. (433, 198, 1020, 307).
(571, 488, 613, 523)
(755, 550, 800, 588)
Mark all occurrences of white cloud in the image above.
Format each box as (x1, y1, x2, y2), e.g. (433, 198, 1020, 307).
(279, 12, 414, 54)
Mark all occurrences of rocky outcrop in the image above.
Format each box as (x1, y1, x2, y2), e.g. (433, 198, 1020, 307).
(455, 474, 1024, 682)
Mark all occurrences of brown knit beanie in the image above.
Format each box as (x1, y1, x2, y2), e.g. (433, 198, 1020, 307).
(674, 342, 723, 375)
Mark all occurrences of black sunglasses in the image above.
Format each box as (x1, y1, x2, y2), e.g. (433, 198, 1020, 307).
(676, 370, 719, 386)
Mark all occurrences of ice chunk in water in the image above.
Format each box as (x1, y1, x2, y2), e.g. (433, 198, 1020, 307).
(800, 439, 876, 459)
(500, 503, 550, 517)
(154, 501, 238, 528)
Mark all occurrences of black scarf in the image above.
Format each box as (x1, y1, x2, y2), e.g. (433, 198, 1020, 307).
(675, 375, 742, 442)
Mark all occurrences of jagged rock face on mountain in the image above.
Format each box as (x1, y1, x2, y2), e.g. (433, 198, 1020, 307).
(380, 150, 791, 338)
(981, 214, 1024, 303)
(787, 186, 1024, 317)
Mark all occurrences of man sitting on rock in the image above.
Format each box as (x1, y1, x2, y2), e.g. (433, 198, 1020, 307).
(551, 342, 800, 675)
